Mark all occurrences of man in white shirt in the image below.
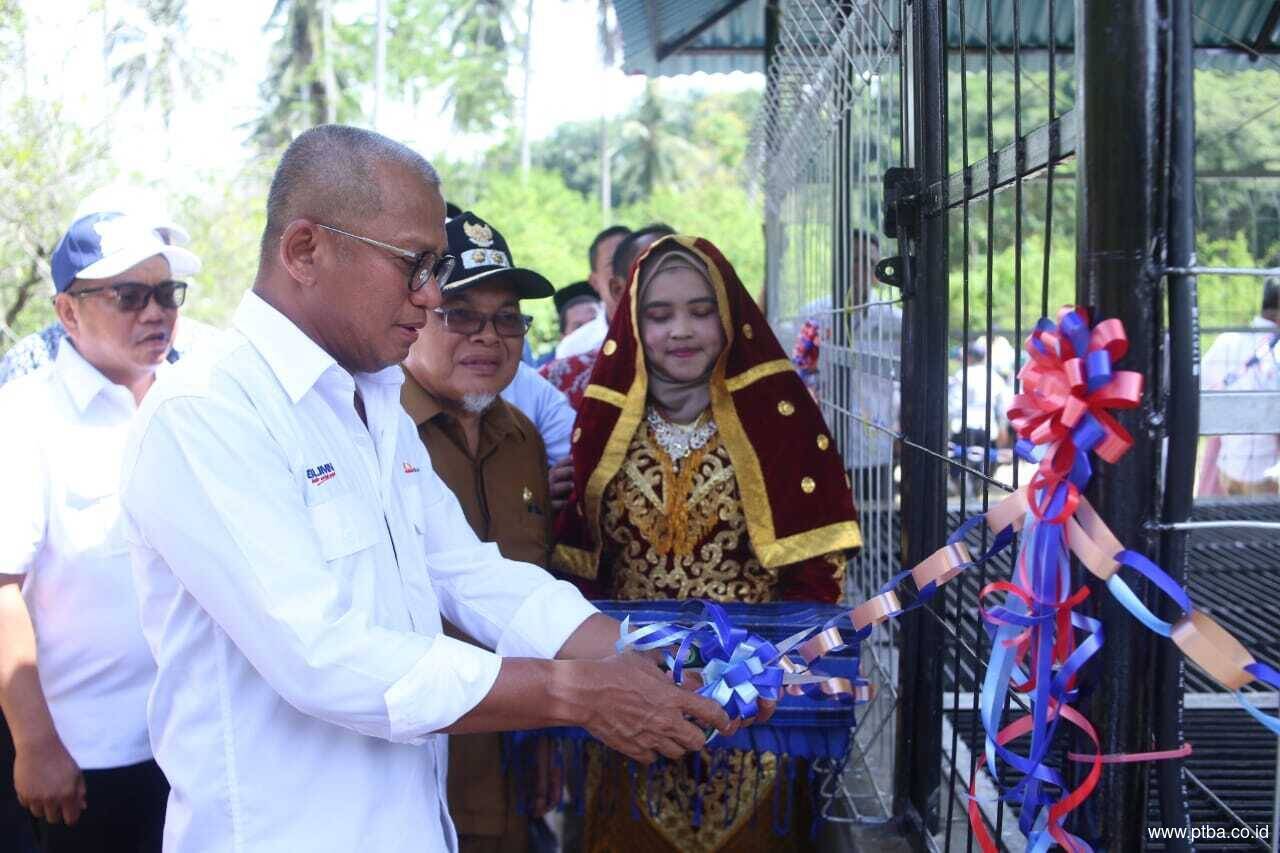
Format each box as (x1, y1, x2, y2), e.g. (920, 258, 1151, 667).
(553, 226, 629, 359)
(119, 125, 736, 852)
(0, 212, 201, 851)
(499, 362, 574, 464)
(1199, 279, 1280, 495)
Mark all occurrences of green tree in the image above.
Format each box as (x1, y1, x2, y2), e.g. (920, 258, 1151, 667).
(107, 0, 226, 134)
(379, 0, 518, 135)
(0, 100, 113, 345)
(253, 0, 365, 150)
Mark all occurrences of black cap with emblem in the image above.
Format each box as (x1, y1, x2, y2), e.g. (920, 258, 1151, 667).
(442, 211, 554, 300)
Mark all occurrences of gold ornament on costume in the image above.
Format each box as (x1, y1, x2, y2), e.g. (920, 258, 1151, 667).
(463, 220, 494, 247)
(522, 486, 533, 503)
(777, 400, 795, 416)
(801, 476, 816, 494)
(817, 434, 830, 450)
(602, 339, 618, 356)
(742, 323, 754, 340)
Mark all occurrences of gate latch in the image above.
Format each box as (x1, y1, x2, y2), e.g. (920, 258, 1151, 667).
(882, 167, 919, 241)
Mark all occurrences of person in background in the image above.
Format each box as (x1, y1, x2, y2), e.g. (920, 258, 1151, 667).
(0, 211, 201, 852)
(555, 281, 602, 343)
(790, 231, 900, 509)
(1198, 277, 1280, 496)
(947, 336, 1013, 493)
(401, 210, 561, 853)
(0, 198, 197, 387)
(555, 226, 630, 360)
(540, 224, 675, 411)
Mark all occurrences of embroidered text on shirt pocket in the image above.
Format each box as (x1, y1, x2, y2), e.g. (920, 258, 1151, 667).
(305, 491, 382, 562)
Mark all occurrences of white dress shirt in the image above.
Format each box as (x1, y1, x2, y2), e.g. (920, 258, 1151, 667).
(500, 362, 575, 463)
(0, 342, 156, 769)
(554, 310, 607, 359)
(1202, 316, 1280, 483)
(120, 291, 597, 852)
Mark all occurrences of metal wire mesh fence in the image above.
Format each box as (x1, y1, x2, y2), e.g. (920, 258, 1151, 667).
(755, 0, 906, 826)
(756, 1, 1277, 849)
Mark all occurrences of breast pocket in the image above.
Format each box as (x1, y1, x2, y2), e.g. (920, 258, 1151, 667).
(305, 491, 383, 562)
(64, 484, 128, 559)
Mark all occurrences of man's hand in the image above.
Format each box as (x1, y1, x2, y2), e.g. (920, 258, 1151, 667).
(672, 669, 774, 734)
(556, 653, 731, 764)
(14, 736, 86, 826)
(548, 456, 574, 512)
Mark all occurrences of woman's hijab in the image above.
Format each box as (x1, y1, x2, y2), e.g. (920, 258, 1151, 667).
(553, 234, 861, 582)
(636, 248, 725, 424)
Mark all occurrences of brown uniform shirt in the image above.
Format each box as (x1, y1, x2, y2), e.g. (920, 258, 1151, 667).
(400, 369, 552, 848)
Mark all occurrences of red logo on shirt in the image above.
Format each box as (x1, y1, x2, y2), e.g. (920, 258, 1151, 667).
(307, 463, 336, 486)
(403, 462, 420, 474)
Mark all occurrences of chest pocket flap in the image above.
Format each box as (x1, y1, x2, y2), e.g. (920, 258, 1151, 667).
(306, 491, 384, 562)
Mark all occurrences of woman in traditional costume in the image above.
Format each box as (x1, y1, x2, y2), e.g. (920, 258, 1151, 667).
(553, 235, 862, 852)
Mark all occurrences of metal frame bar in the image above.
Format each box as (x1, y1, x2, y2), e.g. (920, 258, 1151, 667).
(1155, 0, 1197, 845)
(1071, 0, 1164, 844)
(1253, 0, 1280, 53)
(924, 110, 1077, 215)
(893, 0, 947, 839)
(652, 0, 755, 61)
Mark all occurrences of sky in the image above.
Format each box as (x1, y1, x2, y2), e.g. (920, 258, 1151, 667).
(18, 0, 762, 191)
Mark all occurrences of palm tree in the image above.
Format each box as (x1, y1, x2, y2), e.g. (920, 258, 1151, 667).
(611, 79, 708, 204)
(106, 0, 225, 134)
(594, 0, 620, 220)
(253, 0, 361, 150)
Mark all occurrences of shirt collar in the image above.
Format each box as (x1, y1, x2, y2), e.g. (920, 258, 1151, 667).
(234, 291, 403, 404)
(1251, 316, 1277, 330)
(54, 338, 126, 414)
(400, 367, 526, 443)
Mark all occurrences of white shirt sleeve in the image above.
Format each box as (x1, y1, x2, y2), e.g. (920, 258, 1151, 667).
(0, 412, 46, 576)
(121, 395, 503, 742)
(554, 313, 607, 360)
(502, 363, 575, 464)
(413, 467, 598, 658)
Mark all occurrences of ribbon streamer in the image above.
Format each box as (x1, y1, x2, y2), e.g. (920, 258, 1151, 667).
(590, 307, 1277, 849)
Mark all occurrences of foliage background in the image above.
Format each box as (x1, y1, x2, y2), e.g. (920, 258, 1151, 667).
(0, 2, 1277, 358)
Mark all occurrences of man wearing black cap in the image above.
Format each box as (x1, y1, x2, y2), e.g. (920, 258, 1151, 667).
(553, 281, 601, 344)
(401, 211, 560, 852)
(0, 211, 200, 852)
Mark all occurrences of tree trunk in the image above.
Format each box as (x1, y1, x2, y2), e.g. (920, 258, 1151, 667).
(373, 0, 387, 129)
(321, 0, 337, 123)
(519, 0, 534, 179)
(599, 114, 611, 223)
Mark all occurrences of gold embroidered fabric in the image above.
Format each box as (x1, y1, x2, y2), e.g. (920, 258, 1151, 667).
(584, 747, 813, 853)
(601, 418, 780, 604)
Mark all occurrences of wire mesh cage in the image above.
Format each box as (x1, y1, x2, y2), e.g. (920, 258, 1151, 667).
(751, 0, 1279, 849)
(753, 0, 906, 826)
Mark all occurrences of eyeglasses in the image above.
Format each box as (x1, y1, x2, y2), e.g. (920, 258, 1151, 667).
(433, 307, 533, 337)
(316, 224, 456, 293)
(69, 281, 188, 312)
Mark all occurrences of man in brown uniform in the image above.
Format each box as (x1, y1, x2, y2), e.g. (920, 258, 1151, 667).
(401, 211, 558, 852)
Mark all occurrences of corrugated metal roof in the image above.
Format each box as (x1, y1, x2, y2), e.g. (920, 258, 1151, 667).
(615, 0, 767, 77)
(615, 0, 1280, 77)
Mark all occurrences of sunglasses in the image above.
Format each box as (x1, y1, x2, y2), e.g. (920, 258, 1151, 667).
(70, 281, 188, 312)
(433, 307, 533, 337)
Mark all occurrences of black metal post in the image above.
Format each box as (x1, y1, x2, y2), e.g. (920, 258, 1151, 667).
(894, 0, 947, 841)
(761, 0, 779, 321)
(1073, 0, 1164, 848)
(1155, 0, 1196, 848)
